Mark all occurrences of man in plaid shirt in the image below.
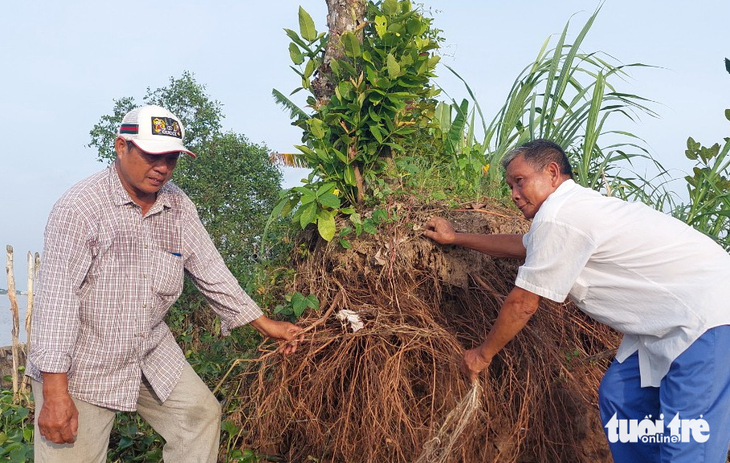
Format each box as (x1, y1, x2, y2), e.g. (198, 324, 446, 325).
(27, 105, 301, 462)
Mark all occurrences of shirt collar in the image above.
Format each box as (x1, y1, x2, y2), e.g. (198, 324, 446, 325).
(107, 164, 174, 212)
(533, 179, 577, 220)
(552, 179, 577, 197)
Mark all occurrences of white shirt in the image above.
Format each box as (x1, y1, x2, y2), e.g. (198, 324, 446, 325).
(515, 180, 730, 387)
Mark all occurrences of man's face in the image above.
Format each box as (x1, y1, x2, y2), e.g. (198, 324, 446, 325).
(504, 155, 560, 219)
(114, 138, 179, 202)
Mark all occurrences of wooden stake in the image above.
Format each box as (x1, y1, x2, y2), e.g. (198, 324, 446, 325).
(19, 251, 39, 394)
(5, 245, 20, 402)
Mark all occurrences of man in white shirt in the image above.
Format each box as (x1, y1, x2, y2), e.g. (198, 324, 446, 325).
(424, 139, 730, 463)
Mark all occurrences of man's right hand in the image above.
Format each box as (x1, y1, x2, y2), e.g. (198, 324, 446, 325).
(39, 373, 79, 444)
(423, 217, 457, 245)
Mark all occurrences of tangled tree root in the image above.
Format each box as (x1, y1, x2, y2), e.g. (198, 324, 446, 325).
(236, 198, 619, 463)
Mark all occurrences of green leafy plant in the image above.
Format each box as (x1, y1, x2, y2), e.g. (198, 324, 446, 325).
(274, 292, 320, 322)
(108, 413, 163, 462)
(0, 384, 33, 463)
(671, 114, 730, 250)
(273, 0, 442, 240)
(221, 421, 260, 463)
(426, 8, 661, 203)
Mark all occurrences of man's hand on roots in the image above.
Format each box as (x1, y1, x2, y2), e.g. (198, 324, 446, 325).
(251, 316, 302, 355)
(461, 347, 492, 382)
(423, 217, 457, 245)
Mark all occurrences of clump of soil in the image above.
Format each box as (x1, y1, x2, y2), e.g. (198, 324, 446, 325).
(236, 197, 618, 463)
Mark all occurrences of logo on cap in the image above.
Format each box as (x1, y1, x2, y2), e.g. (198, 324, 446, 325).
(151, 117, 182, 139)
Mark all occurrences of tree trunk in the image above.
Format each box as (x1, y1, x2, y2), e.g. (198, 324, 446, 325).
(311, 0, 366, 105)
(314, 0, 366, 202)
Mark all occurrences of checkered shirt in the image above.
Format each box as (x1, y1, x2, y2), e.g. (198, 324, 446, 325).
(27, 166, 263, 411)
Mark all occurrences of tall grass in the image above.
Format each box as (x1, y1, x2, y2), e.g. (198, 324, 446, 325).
(433, 7, 665, 202)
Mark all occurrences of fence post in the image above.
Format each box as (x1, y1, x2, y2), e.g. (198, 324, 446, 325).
(19, 251, 39, 394)
(5, 245, 21, 402)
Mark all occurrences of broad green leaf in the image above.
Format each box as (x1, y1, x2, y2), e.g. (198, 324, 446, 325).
(368, 105, 382, 122)
(316, 182, 336, 196)
(221, 420, 239, 435)
(333, 148, 348, 163)
(339, 238, 352, 249)
(281, 197, 297, 216)
(349, 212, 362, 225)
(386, 53, 400, 79)
(304, 58, 316, 80)
(383, 0, 398, 16)
(284, 28, 309, 49)
(344, 165, 357, 186)
(363, 220, 378, 234)
(295, 144, 317, 158)
(297, 187, 317, 205)
(330, 59, 341, 77)
(369, 123, 384, 143)
(293, 304, 306, 318)
(305, 293, 320, 310)
(725, 58, 730, 75)
(317, 209, 336, 241)
(375, 15, 388, 38)
(725, 109, 730, 122)
(428, 55, 440, 69)
(299, 201, 318, 228)
(291, 292, 307, 312)
(406, 17, 422, 35)
(318, 192, 341, 208)
(298, 7, 317, 42)
(309, 118, 326, 139)
(288, 43, 304, 65)
(342, 32, 361, 58)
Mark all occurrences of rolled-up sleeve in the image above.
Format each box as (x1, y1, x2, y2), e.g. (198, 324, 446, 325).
(29, 205, 92, 373)
(180, 198, 263, 335)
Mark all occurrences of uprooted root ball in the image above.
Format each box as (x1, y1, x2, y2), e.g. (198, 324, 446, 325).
(236, 198, 618, 463)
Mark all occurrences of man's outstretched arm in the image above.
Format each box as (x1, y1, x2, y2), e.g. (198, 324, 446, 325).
(461, 286, 540, 381)
(423, 217, 526, 259)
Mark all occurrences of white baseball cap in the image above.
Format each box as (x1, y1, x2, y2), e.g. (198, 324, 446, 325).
(117, 105, 196, 158)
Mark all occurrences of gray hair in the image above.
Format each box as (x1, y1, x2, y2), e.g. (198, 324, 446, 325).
(501, 139, 573, 178)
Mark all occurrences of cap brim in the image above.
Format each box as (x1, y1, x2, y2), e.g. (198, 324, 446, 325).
(126, 138, 196, 158)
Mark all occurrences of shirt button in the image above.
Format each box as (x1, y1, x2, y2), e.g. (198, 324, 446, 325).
(142, 303, 147, 308)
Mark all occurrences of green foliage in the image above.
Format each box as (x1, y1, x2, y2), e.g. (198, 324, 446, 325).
(221, 421, 260, 463)
(672, 118, 730, 250)
(274, 291, 320, 322)
(108, 413, 163, 462)
(426, 8, 660, 202)
(273, 0, 442, 240)
(0, 386, 33, 463)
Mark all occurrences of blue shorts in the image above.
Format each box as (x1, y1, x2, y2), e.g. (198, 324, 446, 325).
(598, 325, 730, 463)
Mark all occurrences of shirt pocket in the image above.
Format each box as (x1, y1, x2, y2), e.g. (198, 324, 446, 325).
(150, 249, 184, 298)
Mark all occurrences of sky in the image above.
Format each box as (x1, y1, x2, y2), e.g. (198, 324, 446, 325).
(1, 0, 728, 290)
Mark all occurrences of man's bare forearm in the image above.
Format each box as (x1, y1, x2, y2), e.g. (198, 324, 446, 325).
(451, 233, 526, 259)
